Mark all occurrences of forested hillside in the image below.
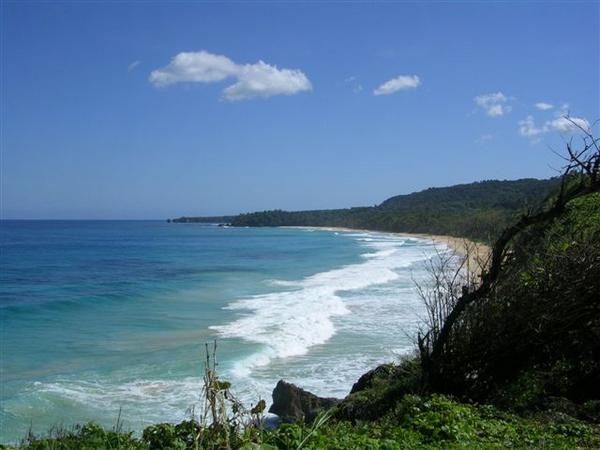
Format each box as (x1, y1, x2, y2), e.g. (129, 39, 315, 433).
(172, 178, 560, 242)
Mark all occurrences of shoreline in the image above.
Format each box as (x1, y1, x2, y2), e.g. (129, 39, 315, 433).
(282, 226, 491, 276)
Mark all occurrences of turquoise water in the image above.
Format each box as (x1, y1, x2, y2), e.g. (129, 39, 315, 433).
(0, 221, 444, 442)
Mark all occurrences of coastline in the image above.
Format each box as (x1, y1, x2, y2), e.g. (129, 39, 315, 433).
(283, 226, 491, 276)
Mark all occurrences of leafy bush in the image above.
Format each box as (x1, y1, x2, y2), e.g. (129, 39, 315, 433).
(417, 191, 600, 408)
(142, 423, 186, 450)
(16, 422, 146, 450)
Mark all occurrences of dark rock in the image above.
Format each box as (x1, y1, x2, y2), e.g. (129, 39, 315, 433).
(350, 363, 399, 394)
(269, 380, 340, 423)
(335, 359, 423, 422)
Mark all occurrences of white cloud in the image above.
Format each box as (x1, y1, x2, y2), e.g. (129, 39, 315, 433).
(128, 60, 141, 72)
(519, 111, 590, 140)
(518, 115, 547, 138)
(149, 50, 311, 101)
(535, 102, 553, 111)
(222, 61, 312, 101)
(373, 75, 420, 96)
(548, 116, 590, 133)
(150, 51, 238, 86)
(474, 92, 512, 117)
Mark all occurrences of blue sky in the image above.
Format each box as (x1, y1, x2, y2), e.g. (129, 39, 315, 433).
(2, 1, 598, 219)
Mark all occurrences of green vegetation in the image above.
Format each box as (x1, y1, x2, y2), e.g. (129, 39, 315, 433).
(9, 394, 600, 449)
(415, 188, 600, 411)
(172, 178, 560, 242)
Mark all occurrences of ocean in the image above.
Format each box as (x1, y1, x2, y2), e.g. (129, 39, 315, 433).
(0, 221, 446, 442)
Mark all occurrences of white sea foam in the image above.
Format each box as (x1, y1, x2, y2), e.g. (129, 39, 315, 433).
(210, 232, 437, 378)
(27, 377, 204, 427)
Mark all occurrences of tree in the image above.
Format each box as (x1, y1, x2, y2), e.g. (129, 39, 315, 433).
(418, 120, 600, 398)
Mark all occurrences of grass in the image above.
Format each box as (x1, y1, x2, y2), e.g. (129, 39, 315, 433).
(4, 394, 599, 449)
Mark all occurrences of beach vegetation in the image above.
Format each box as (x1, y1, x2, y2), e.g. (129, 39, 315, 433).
(10, 393, 600, 449)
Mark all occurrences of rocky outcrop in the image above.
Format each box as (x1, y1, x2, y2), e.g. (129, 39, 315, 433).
(269, 380, 340, 423)
(335, 359, 423, 422)
(350, 363, 400, 394)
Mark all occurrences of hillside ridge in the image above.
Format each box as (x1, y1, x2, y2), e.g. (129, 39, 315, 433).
(171, 177, 560, 242)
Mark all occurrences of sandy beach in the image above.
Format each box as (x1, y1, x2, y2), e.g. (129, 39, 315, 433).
(284, 226, 491, 276)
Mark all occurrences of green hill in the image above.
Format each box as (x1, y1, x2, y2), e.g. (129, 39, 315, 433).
(172, 177, 560, 242)
(379, 178, 557, 210)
